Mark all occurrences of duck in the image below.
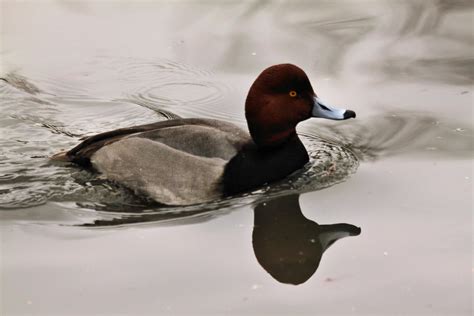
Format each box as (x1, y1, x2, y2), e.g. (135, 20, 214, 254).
(53, 64, 356, 205)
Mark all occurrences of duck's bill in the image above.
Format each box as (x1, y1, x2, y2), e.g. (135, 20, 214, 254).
(318, 223, 361, 251)
(312, 96, 356, 120)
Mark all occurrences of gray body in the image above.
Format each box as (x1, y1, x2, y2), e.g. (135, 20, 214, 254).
(90, 120, 250, 205)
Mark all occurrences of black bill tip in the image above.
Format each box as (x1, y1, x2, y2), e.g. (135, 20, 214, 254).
(343, 110, 356, 119)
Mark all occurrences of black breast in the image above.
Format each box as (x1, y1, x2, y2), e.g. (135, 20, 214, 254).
(222, 136, 309, 195)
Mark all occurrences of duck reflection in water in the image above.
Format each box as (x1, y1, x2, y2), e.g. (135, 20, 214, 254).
(252, 194, 361, 285)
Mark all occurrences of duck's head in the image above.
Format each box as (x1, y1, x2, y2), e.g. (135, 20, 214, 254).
(245, 64, 356, 148)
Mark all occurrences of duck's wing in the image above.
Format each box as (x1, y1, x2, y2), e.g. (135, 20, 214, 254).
(54, 118, 250, 166)
(90, 136, 228, 205)
(89, 121, 250, 205)
(134, 123, 250, 160)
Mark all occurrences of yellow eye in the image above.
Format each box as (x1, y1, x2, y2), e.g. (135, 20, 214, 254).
(289, 90, 297, 97)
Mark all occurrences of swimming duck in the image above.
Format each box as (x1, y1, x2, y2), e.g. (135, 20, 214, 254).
(53, 64, 355, 205)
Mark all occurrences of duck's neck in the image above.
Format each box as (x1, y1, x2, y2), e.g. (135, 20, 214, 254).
(249, 125, 297, 149)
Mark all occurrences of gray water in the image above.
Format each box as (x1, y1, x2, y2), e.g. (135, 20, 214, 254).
(1, 1, 473, 315)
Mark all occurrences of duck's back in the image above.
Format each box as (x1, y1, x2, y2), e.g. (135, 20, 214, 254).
(64, 119, 250, 205)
